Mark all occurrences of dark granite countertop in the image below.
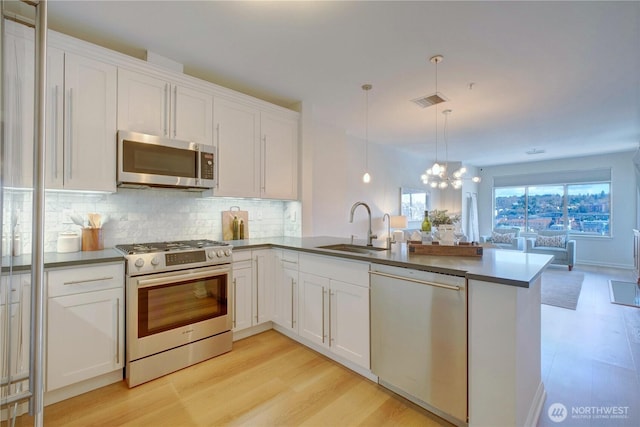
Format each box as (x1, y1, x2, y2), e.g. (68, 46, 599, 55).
(227, 236, 553, 288)
(2, 249, 124, 273)
(2, 236, 552, 287)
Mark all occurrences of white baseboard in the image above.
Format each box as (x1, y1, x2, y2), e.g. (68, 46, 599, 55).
(232, 322, 273, 341)
(44, 370, 123, 406)
(273, 324, 378, 382)
(575, 261, 635, 270)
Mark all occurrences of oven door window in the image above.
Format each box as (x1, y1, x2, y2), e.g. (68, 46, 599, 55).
(123, 140, 197, 178)
(138, 275, 227, 338)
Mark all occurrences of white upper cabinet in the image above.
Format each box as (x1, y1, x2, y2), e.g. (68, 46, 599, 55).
(261, 113, 298, 200)
(213, 97, 261, 197)
(117, 68, 213, 145)
(3, 21, 117, 192)
(45, 46, 65, 190)
(214, 97, 299, 199)
(59, 53, 117, 192)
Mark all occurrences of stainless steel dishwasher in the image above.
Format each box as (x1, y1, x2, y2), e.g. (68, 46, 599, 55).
(370, 264, 467, 426)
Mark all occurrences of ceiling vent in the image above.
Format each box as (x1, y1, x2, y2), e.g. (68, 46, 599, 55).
(411, 92, 448, 108)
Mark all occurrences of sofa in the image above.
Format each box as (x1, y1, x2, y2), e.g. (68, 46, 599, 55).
(480, 227, 524, 250)
(525, 230, 576, 271)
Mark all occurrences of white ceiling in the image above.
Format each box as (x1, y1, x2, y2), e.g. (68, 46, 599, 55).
(44, 0, 640, 167)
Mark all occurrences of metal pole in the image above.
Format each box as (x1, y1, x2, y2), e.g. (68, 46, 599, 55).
(30, 0, 47, 425)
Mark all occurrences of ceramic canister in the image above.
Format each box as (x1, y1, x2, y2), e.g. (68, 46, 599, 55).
(57, 232, 81, 253)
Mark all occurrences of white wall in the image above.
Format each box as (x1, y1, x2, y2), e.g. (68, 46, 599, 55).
(477, 151, 636, 268)
(302, 119, 429, 242)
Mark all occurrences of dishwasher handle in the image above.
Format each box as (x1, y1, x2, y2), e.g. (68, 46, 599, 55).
(369, 270, 461, 291)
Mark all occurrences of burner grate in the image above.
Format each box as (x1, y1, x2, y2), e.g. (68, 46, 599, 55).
(116, 239, 230, 255)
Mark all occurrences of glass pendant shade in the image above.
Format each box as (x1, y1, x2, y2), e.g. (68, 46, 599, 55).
(362, 84, 372, 184)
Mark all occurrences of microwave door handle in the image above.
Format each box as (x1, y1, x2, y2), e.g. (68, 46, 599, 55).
(196, 144, 201, 185)
(215, 141, 220, 189)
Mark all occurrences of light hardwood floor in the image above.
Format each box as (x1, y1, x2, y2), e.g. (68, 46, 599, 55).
(538, 265, 640, 427)
(14, 330, 451, 427)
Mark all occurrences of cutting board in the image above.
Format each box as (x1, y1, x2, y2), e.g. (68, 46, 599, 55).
(222, 209, 249, 240)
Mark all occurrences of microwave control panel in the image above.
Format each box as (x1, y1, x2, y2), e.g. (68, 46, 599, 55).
(201, 152, 215, 180)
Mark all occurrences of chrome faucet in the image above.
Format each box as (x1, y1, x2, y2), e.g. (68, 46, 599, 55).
(350, 201, 377, 246)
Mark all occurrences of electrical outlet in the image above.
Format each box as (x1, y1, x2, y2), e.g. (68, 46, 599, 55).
(256, 210, 263, 220)
(62, 209, 73, 224)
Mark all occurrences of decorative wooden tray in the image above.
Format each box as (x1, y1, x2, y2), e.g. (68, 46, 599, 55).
(408, 242, 483, 257)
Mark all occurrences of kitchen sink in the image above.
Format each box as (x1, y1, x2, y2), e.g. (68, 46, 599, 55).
(316, 243, 388, 254)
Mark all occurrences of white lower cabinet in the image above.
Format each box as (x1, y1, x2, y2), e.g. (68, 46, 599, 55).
(231, 253, 253, 332)
(253, 249, 275, 324)
(231, 249, 275, 332)
(298, 254, 370, 369)
(273, 250, 299, 333)
(46, 263, 124, 391)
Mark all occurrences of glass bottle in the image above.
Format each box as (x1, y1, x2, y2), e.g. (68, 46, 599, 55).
(232, 215, 239, 240)
(421, 210, 432, 244)
(421, 210, 432, 232)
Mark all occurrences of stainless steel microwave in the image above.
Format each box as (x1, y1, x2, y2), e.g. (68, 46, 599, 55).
(117, 130, 215, 190)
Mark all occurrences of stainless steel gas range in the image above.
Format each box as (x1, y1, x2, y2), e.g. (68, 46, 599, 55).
(115, 240, 233, 387)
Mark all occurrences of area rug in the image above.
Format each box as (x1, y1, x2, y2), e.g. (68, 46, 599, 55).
(609, 280, 640, 308)
(541, 270, 584, 310)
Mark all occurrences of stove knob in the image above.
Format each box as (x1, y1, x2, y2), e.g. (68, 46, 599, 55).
(207, 250, 216, 259)
(217, 250, 225, 258)
(224, 249, 232, 257)
(151, 256, 160, 266)
(134, 258, 144, 268)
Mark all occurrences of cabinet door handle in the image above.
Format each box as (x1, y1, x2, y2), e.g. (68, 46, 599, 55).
(173, 85, 177, 137)
(329, 290, 334, 343)
(255, 258, 259, 323)
(290, 278, 295, 328)
(261, 135, 267, 192)
(52, 85, 59, 179)
(321, 287, 327, 343)
(63, 276, 114, 286)
(67, 87, 73, 180)
(163, 83, 169, 136)
(115, 297, 120, 365)
(232, 278, 237, 328)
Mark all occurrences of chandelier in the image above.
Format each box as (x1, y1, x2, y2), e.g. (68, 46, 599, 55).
(420, 55, 480, 189)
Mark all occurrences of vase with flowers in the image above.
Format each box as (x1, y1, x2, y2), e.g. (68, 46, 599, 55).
(429, 210, 461, 244)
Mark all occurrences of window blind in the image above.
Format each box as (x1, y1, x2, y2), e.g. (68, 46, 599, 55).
(493, 168, 611, 187)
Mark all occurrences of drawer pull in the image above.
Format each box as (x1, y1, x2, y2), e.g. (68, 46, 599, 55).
(63, 276, 114, 286)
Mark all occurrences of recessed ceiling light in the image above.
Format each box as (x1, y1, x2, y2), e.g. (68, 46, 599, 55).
(526, 148, 546, 155)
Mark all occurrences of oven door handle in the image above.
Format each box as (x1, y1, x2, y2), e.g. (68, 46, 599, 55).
(136, 266, 230, 288)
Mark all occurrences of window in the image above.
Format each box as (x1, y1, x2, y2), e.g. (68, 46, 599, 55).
(401, 188, 429, 222)
(494, 182, 611, 236)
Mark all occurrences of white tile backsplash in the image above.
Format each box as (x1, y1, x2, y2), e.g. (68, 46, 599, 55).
(3, 188, 301, 254)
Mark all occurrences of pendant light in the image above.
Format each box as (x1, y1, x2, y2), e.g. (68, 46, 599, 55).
(362, 84, 372, 183)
